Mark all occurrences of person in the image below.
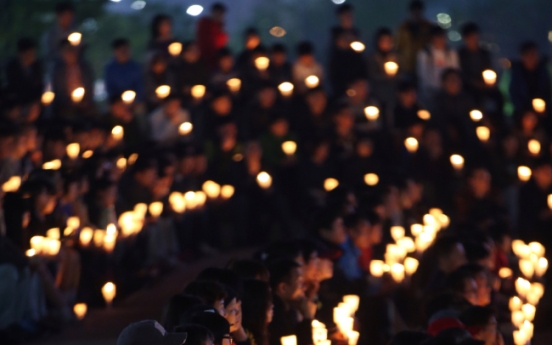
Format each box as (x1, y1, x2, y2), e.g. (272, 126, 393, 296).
(184, 280, 228, 316)
(236, 28, 262, 73)
(149, 94, 191, 145)
(422, 235, 467, 295)
(197, 3, 229, 69)
(459, 306, 501, 345)
(147, 14, 176, 57)
(396, 0, 432, 78)
(292, 42, 324, 93)
(42, 1, 77, 66)
(329, 28, 367, 98)
(144, 53, 177, 112)
(241, 279, 273, 345)
(243, 82, 281, 141)
(458, 23, 493, 99)
(105, 95, 145, 152)
(104, 38, 144, 103)
(210, 48, 238, 88)
(444, 266, 479, 306)
(417, 26, 459, 103)
(330, 4, 360, 50)
(118, 156, 157, 210)
(183, 310, 232, 345)
(268, 44, 292, 85)
(117, 320, 187, 345)
(394, 82, 424, 130)
(5, 38, 44, 106)
(228, 260, 270, 282)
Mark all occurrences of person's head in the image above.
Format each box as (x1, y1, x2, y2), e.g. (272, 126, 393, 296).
(17, 38, 37, 66)
(446, 266, 479, 306)
(336, 4, 354, 29)
(151, 14, 172, 40)
(183, 41, 201, 63)
(59, 39, 79, 64)
(174, 324, 214, 345)
(441, 68, 463, 95)
(520, 41, 540, 71)
(241, 280, 273, 345)
(132, 157, 158, 189)
(333, 105, 354, 133)
(184, 281, 228, 317)
(269, 116, 289, 138)
(397, 82, 417, 108)
(109, 95, 132, 122)
(211, 92, 232, 116)
(533, 160, 552, 189)
(316, 208, 347, 245)
(244, 27, 261, 50)
(228, 260, 270, 282)
(112, 38, 131, 63)
(29, 179, 57, 215)
(468, 168, 491, 199)
(344, 213, 381, 249)
(268, 259, 304, 302)
(93, 178, 117, 207)
(310, 139, 330, 163)
(305, 88, 327, 115)
(461, 23, 480, 51)
(459, 264, 491, 306)
(258, 84, 277, 108)
(430, 26, 447, 50)
(296, 41, 315, 66)
(348, 79, 370, 101)
(150, 53, 168, 74)
(163, 94, 182, 119)
(62, 175, 80, 202)
(459, 306, 497, 345)
(163, 294, 205, 331)
(270, 44, 287, 67)
(55, 2, 75, 30)
(211, 3, 227, 22)
(217, 48, 233, 72)
(374, 27, 394, 53)
(117, 320, 187, 345)
(184, 311, 231, 345)
(408, 0, 425, 21)
(435, 235, 467, 273)
(356, 138, 373, 158)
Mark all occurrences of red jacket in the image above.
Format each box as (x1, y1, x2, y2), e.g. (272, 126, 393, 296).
(196, 17, 228, 69)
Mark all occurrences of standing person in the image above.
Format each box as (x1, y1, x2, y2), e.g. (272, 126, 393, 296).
(330, 4, 360, 50)
(5, 38, 44, 105)
(42, 1, 76, 66)
(197, 3, 229, 69)
(328, 28, 367, 98)
(236, 28, 262, 73)
(104, 38, 144, 103)
(147, 14, 175, 58)
(396, 0, 432, 80)
(241, 280, 273, 345)
(292, 42, 324, 94)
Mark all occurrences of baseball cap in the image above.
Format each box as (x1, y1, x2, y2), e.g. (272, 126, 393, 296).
(117, 320, 187, 345)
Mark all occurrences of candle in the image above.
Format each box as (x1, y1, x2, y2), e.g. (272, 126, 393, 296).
(183, 192, 197, 210)
(179, 122, 193, 135)
(168, 42, 182, 56)
(305, 75, 320, 89)
(527, 291, 540, 306)
(384, 61, 399, 77)
(169, 192, 186, 213)
(338, 317, 354, 333)
(324, 178, 339, 192)
(79, 227, 94, 246)
(68, 32, 82, 46)
(122, 90, 136, 104)
(528, 242, 545, 257)
(515, 278, 530, 298)
(313, 328, 327, 344)
(72, 87, 85, 103)
(26, 249, 36, 257)
(103, 233, 116, 253)
(482, 69, 497, 86)
(450, 154, 464, 170)
(149, 202, 163, 218)
(348, 331, 360, 345)
(282, 141, 297, 155)
(370, 260, 384, 277)
(255, 57, 270, 71)
(128, 153, 138, 165)
(522, 320, 534, 338)
(517, 166, 532, 182)
(44, 239, 61, 256)
(280, 335, 296, 345)
(102, 282, 116, 306)
(522, 304, 536, 322)
(82, 150, 93, 159)
(530, 282, 544, 299)
(74, 303, 87, 320)
(66, 143, 80, 159)
(404, 137, 418, 153)
(548, 194, 552, 210)
(195, 191, 207, 207)
(278, 82, 294, 97)
(29, 238, 44, 255)
(411, 224, 423, 237)
(398, 237, 415, 253)
(221, 185, 235, 199)
(41, 91, 55, 105)
(155, 85, 171, 99)
(390, 263, 405, 282)
(227, 78, 241, 93)
(391, 226, 405, 241)
(527, 139, 541, 156)
(404, 257, 419, 275)
(112, 126, 124, 141)
(343, 295, 360, 314)
(512, 239, 527, 257)
(350, 41, 365, 52)
(417, 110, 431, 120)
(476, 126, 490, 142)
(519, 260, 534, 279)
(513, 329, 527, 345)
(42, 159, 62, 170)
(535, 257, 548, 277)
(46, 227, 60, 240)
(512, 312, 525, 328)
(202, 181, 221, 199)
(2, 176, 21, 192)
(93, 230, 106, 247)
(191, 85, 206, 99)
(257, 172, 272, 189)
(470, 110, 483, 122)
(532, 98, 546, 113)
(423, 214, 436, 226)
(134, 203, 148, 218)
(364, 173, 379, 186)
(364, 106, 379, 121)
(438, 214, 450, 228)
(499, 267, 513, 279)
(509, 296, 522, 311)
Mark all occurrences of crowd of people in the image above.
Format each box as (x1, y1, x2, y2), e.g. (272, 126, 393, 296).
(1, 0, 552, 344)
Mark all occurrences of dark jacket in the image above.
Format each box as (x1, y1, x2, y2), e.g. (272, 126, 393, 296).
(509, 59, 552, 112)
(5, 58, 44, 104)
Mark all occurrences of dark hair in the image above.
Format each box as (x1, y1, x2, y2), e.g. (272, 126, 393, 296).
(409, 0, 424, 11)
(244, 27, 259, 38)
(343, 212, 367, 230)
(445, 266, 475, 296)
(460, 22, 479, 37)
(55, 1, 75, 14)
(267, 259, 300, 290)
(297, 41, 314, 56)
(463, 242, 490, 263)
(398, 81, 416, 93)
(520, 41, 538, 55)
(430, 25, 446, 38)
(111, 38, 129, 50)
(174, 324, 214, 345)
(459, 306, 494, 328)
(184, 311, 230, 345)
(212, 3, 227, 13)
(441, 68, 461, 82)
(151, 14, 172, 39)
(162, 294, 204, 331)
(296, 239, 319, 265)
(62, 174, 80, 195)
(184, 281, 228, 307)
(374, 27, 393, 42)
(17, 38, 36, 53)
(218, 47, 233, 59)
(241, 280, 272, 345)
(271, 43, 287, 54)
(314, 207, 342, 234)
(228, 259, 269, 281)
(336, 4, 353, 15)
(196, 267, 243, 299)
(434, 235, 462, 260)
(263, 241, 302, 263)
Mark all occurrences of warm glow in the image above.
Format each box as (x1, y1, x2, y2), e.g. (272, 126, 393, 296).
(116, 157, 127, 170)
(469, 110, 483, 122)
(364, 173, 379, 186)
(450, 154, 464, 170)
(278, 82, 294, 97)
(417, 110, 430, 120)
(398, 237, 415, 253)
(41, 91, 55, 105)
(149, 202, 163, 218)
(82, 150, 93, 158)
(519, 259, 534, 278)
(548, 194, 552, 210)
(535, 257, 548, 277)
(529, 242, 545, 257)
(509, 296, 522, 311)
(390, 226, 405, 241)
(79, 227, 94, 246)
(533, 98, 546, 113)
(516, 277, 531, 298)
(74, 303, 87, 320)
(255, 57, 270, 71)
(404, 257, 419, 275)
(369, 260, 384, 277)
(257, 172, 272, 189)
(280, 335, 297, 345)
(221, 185, 235, 199)
(269, 26, 287, 38)
(112, 125, 124, 141)
(179, 122, 193, 135)
(184, 192, 198, 210)
(512, 311, 525, 329)
(195, 191, 207, 207)
(522, 304, 536, 322)
(227, 78, 242, 93)
(67, 216, 80, 230)
(350, 41, 365, 52)
(155, 85, 171, 99)
(404, 137, 418, 153)
(305, 75, 320, 89)
(411, 224, 423, 237)
(128, 153, 138, 165)
(66, 143, 80, 160)
(364, 106, 379, 121)
(499, 267, 513, 279)
(390, 263, 405, 282)
(102, 282, 116, 305)
(324, 178, 339, 192)
(191, 85, 206, 99)
(282, 141, 297, 155)
(384, 61, 399, 76)
(476, 126, 490, 142)
(122, 90, 136, 104)
(343, 295, 360, 314)
(482, 70, 497, 86)
(518, 166, 532, 182)
(72, 87, 85, 103)
(2, 176, 21, 192)
(348, 331, 360, 345)
(203, 181, 221, 199)
(528, 139, 541, 155)
(68, 32, 82, 46)
(168, 42, 182, 56)
(42, 159, 62, 170)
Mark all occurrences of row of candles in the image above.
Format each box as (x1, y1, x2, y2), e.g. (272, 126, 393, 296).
(508, 239, 548, 345)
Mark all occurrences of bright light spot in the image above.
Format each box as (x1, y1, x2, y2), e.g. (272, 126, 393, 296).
(549, 31, 552, 42)
(436, 13, 451, 24)
(110, 0, 121, 2)
(332, 0, 346, 3)
(187, 5, 204, 16)
(270, 26, 286, 38)
(448, 31, 461, 42)
(131, 1, 146, 10)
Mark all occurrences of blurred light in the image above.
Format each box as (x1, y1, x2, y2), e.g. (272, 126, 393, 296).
(110, 0, 122, 2)
(448, 31, 461, 42)
(332, 0, 346, 4)
(68, 32, 82, 46)
(168, 42, 182, 56)
(499, 58, 511, 69)
(122, 90, 136, 104)
(270, 26, 286, 38)
(179, 122, 193, 135)
(350, 41, 365, 52)
(305, 75, 319, 88)
(470, 109, 483, 122)
(83, 150, 93, 159)
(131, 1, 146, 10)
(436, 13, 451, 24)
(187, 5, 204, 16)
(417, 110, 430, 120)
(549, 31, 552, 42)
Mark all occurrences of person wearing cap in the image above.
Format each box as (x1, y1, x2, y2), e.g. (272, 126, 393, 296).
(118, 320, 188, 345)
